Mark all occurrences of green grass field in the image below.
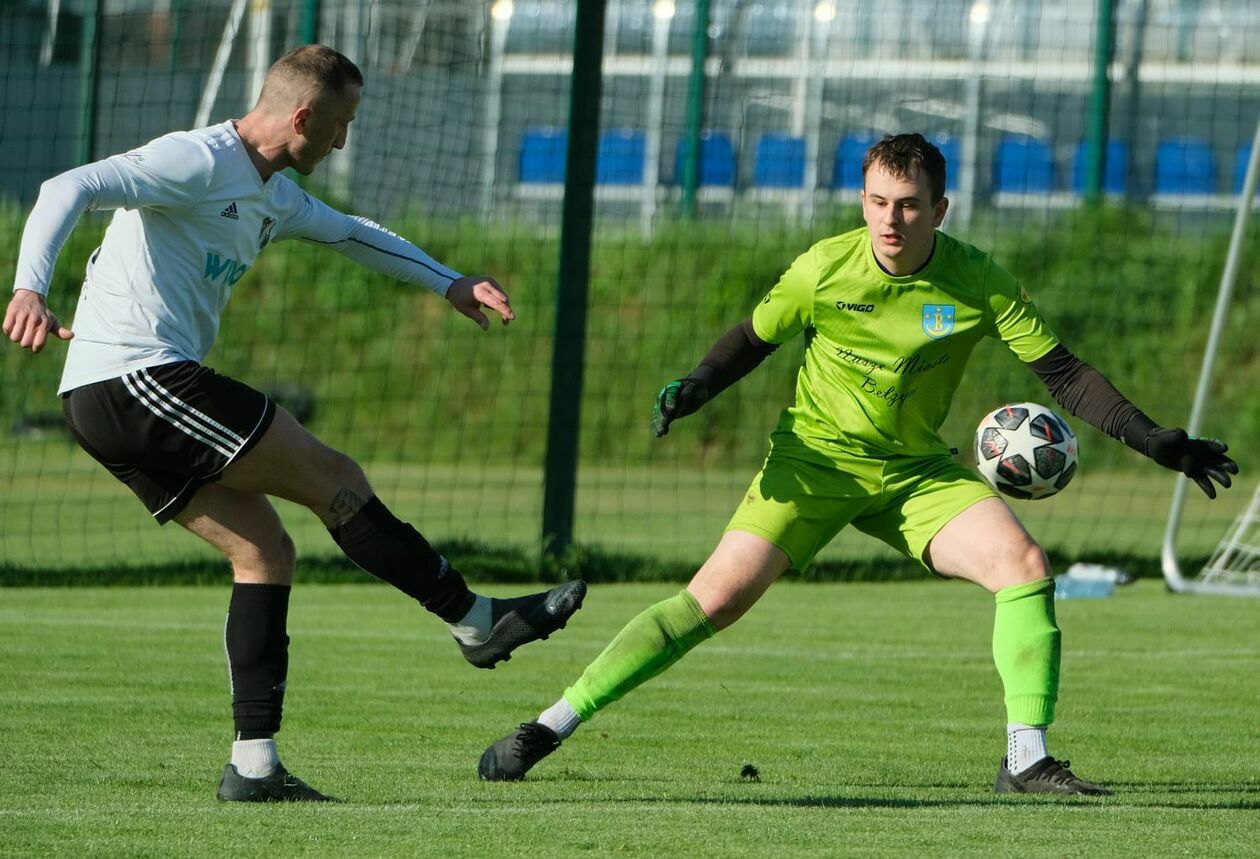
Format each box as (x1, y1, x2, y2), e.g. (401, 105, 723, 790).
(2, 581, 1258, 857)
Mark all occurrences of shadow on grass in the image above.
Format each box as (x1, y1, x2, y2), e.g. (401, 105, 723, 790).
(464, 788, 1260, 812)
(687, 793, 1260, 811)
(473, 769, 1260, 811)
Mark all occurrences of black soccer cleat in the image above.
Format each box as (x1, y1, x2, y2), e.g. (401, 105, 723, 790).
(457, 580, 587, 669)
(216, 763, 341, 803)
(994, 756, 1112, 796)
(478, 721, 561, 781)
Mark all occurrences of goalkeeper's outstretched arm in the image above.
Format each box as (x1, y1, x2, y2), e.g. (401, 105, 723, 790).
(651, 317, 778, 437)
(1029, 344, 1238, 498)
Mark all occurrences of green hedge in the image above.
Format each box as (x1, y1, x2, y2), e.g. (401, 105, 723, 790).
(5, 203, 1253, 467)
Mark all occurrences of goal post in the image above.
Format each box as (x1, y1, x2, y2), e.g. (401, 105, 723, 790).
(1196, 484, 1260, 591)
(1161, 113, 1260, 597)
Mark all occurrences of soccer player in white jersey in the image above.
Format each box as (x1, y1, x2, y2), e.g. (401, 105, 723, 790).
(4, 44, 585, 803)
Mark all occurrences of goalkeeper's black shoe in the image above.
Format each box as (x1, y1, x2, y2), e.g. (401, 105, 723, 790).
(216, 764, 341, 803)
(994, 757, 1112, 796)
(457, 580, 587, 669)
(479, 721, 561, 781)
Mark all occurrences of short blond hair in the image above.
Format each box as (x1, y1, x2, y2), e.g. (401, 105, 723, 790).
(255, 44, 362, 111)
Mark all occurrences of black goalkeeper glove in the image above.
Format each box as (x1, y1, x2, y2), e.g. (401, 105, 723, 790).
(651, 377, 710, 437)
(1144, 427, 1238, 499)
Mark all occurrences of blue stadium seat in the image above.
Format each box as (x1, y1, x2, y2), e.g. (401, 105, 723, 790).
(519, 127, 567, 183)
(753, 133, 805, 188)
(993, 135, 1054, 193)
(1235, 144, 1253, 194)
(1071, 140, 1128, 194)
(596, 128, 646, 185)
(928, 133, 959, 191)
(674, 131, 736, 187)
(1154, 138, 1215, 195)
(832, 131, 880, 190)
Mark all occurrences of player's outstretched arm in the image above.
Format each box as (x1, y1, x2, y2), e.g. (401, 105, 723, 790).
(445, 275, 514, 330)
(1029, 344, 1238, 499)
(652, 317, 777, 437)
(4, 289, 73, 354)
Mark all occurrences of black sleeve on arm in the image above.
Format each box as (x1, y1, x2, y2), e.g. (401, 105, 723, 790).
(687, 317, 779, 399)
(1028, 344, 1157, 453)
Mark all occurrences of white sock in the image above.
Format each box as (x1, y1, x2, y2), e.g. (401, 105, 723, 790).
(448, 595, 492, 645)
(1007, 723, 1049, 775)
(537, 697, 582, 740)
(231, 738, 281, 779)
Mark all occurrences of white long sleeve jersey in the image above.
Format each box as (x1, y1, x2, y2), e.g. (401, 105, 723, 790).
(12, 121, 461, 394)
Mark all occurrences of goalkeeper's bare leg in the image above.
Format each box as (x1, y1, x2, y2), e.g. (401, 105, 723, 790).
(481, 498, 1109, 794)
(479, 530, 788, 781)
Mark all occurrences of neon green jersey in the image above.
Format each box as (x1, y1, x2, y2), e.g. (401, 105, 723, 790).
(752, 227, 1058, 458)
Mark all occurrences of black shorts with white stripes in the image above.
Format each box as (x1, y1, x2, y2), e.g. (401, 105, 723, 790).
(62, 361, 276, 523)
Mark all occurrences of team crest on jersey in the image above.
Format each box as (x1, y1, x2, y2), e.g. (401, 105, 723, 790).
(258, 217, 276, 249)
(921, 304, 955, 339)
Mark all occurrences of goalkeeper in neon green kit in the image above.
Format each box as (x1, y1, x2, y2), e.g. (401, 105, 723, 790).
(479, 133, 1238, 794)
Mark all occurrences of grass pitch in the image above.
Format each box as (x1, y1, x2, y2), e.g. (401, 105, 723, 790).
(2, 580, 1258, 857)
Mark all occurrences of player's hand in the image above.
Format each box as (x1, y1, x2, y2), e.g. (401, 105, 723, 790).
(651, 377, 709, 437)
(446, 275, 514, 330)
(3, 288, 73, 353)
(1144, 426, 1238, 499)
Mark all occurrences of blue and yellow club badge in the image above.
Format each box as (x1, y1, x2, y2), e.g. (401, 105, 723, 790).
(922, 304, 955, 339)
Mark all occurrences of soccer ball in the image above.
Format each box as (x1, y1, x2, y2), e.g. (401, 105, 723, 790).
(974, 402, 1078, 500)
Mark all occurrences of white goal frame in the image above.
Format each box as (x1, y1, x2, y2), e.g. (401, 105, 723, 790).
(1161, 113, 1260, 596)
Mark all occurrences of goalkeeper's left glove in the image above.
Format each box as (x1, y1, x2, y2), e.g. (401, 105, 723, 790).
(1143, 427, 1239, 499)
(651, 377, 709, 437)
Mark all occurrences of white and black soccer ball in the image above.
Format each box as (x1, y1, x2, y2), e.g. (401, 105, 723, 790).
(974, 402, 1078, 501)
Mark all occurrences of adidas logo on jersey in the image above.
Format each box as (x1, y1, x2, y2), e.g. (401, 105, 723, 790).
(220, 202, 239, 220)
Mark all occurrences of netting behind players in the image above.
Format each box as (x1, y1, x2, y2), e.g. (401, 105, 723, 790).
(0, 0, 1255, 575)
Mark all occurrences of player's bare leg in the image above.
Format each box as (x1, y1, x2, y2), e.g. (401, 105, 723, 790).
(219, 407, 585, 668)
(926, 496, 1049, 592)
(686, 530, 794, 630)
(176, 486, 338, 802)
(927, 497, 1110, 795)
(479, 531, 789, 781)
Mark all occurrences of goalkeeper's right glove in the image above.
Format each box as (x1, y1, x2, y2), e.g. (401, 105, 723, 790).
(651, 377, 709, 437)
(1143, 426, 1238, 500)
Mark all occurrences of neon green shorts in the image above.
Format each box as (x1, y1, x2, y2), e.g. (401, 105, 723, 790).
(725, 435, 998, 572)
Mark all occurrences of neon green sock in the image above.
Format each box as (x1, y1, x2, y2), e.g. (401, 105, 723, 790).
(992, 577, 1060, 727)
(563, 589, 717, 721)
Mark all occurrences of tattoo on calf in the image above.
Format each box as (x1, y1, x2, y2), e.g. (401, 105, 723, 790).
(330, 488, 366, 520)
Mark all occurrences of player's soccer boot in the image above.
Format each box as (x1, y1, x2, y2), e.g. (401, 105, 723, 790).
(478, 721, 562, 781)
(994, 756, 1112, 796)
(457, 580, 587, 669)
(216, 764, 341, 802)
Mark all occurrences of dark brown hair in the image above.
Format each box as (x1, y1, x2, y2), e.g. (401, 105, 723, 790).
(862, 133, 947, 202)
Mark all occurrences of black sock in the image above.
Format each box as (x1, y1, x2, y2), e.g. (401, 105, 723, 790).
(226, 583, 291, 737)
(328, 496, 476, 623)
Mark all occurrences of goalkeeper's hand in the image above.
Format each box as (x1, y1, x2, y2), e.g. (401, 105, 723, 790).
(651, 378, 709, 437)
(1144, 427, 1239, 499)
